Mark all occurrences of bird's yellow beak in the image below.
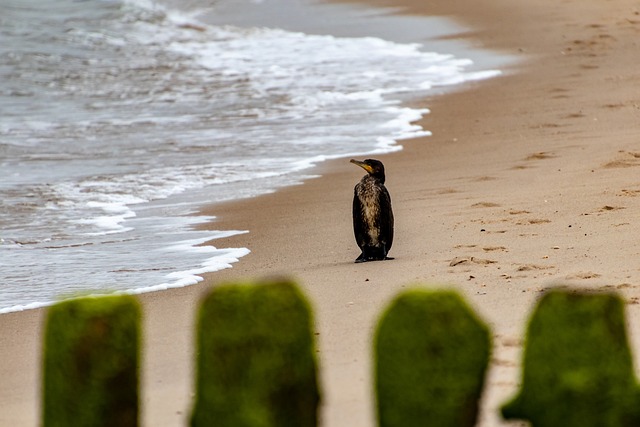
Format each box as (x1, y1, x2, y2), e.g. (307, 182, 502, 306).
(350, 159, 373, 173)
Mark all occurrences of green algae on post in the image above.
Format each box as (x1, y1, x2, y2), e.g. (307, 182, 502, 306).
(374, 289, 491, 427)
(191, 280, 320, 427)
(42, 295, 141, 427)
(502, 289, 640, 426)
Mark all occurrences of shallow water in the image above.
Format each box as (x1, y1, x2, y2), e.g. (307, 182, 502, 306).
(0, 0, 504, 313)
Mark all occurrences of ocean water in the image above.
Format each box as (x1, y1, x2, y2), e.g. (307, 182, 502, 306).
(0, 0, 503, 313)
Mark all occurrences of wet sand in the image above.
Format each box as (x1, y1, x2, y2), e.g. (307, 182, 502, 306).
(2, 0, 640, 425)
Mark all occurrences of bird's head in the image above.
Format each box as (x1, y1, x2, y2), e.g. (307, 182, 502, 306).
(350, 158, 386, 183)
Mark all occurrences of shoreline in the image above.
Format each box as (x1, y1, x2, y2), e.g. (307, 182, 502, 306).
(3, 0, 640, 425)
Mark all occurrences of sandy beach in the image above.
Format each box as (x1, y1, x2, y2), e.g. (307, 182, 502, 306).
(3, 0, 640, 425)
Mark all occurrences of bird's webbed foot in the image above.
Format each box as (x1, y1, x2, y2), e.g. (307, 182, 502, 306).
(354, 252, 393, 263)
(355, 253, 367, 263)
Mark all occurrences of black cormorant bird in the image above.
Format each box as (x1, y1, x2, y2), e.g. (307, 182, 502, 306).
(350, 158, 394, 263)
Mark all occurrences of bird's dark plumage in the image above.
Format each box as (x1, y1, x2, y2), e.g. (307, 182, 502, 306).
(350, 158, 394, 263)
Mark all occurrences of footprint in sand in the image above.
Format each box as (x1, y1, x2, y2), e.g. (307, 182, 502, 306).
(619, 189, 640, 197)
(566, 272, 602, 280)
(602, 102, 627, 109)
(563, 112, 587, 119)
(483, 246, 508, 252)
(599, 205, 625, 212)
(472, 176, 498, 182)
(516, 218, 551, 225)
(525, 151, 555, 161)
(513, 152, 556, 170)
(604, 151, 640, 168)
(620, 15, 640, 30)
(516, 264, 555, 272)
(449, 256, 497, 267)
(549, 87, 571, 99)
(453, 244, 477, 249)
(564, 30, 616, 57)
(471, 202, 501, 208)
(529, 122, 565, 130)
(436, 188, 460, 195)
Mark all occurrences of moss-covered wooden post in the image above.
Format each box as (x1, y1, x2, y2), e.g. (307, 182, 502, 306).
(502, 289, 640, 426)
(42, 295, 141, 427)
(191, 279, 320, 427)
(375, 289, 491, 427)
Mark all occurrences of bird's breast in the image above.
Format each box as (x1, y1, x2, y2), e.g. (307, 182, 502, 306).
(356, 178, 383, 225)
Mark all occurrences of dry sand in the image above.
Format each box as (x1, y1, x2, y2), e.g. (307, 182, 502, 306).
(2, 0, 640, 425)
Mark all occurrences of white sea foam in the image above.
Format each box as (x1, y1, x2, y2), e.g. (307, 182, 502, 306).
(0, 228, 251, 314)
(131, 243, 251, 292)
(0, 301, 55, 315)
(0, 245, 250, 314)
